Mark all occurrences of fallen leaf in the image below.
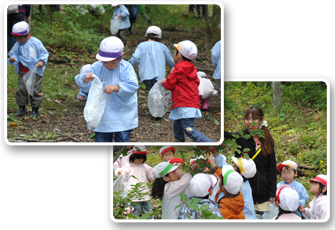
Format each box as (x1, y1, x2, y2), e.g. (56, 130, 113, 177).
(216, 112, 221, 115)
(9, 123, 17, 127)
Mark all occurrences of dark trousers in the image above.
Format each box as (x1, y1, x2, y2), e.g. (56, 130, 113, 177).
(173, 118, 213, 142)
(142, 78, 157, 91)
(16, 72, 43, 108)
(95, 129, 132, 142)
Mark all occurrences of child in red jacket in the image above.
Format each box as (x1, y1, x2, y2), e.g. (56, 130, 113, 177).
(161, 40, 213, 142)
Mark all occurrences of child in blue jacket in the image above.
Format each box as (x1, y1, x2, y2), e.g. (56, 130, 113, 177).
(112, 4, 130, 46)
(75, 36, 139, 142)
(8, 21, 49, 118)
(129, 26, 175, 91)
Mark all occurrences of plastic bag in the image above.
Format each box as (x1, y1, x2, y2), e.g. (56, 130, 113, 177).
(84, 76, 108, 130)
(262, 202, 279, 219)
(23, 67, 37, 96)
(110, 18, 120, 35)
(198, 72, 218, 99)
(148, 82, 171, 118)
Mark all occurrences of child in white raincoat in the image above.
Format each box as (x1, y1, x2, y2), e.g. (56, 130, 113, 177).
(75, 36, 139, 142)
(114, 146, 154, 216)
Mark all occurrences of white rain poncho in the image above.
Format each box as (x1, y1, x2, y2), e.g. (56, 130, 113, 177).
(211, 40, 221, 80)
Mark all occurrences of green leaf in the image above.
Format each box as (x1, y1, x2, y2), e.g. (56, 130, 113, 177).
(279, 112, 285, 121)
(174, 203, 184, 210)
(187, 202, 199, 211)
(179, 193, 189, 203)
(200, 204, 209, 211)
(243, 148, 250, 152)
(89, 133, 95, 139)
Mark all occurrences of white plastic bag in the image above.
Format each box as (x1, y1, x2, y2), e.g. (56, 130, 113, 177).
(84, 76, 108, 130)
(23, 67, 37, 96)
(262, 202, 279, 219)
(148, 82, 171, 118)
(197, 71, 218, 99)
(110, 18, 120, 35)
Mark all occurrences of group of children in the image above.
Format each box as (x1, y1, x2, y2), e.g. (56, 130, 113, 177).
(113, 145, 328, 220)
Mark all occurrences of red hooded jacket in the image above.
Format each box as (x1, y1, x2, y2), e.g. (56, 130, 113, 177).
(163, 61, 200, 111)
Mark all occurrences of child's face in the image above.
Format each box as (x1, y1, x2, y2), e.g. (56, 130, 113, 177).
(161, 151, 174, 162)
(310, 181, 326, 196)
(174, 166, 184, 178)
(173, 49, 182, 64)
(133, 158, 144, 164)
(14, 35, 29, 45)
(281, 167, 296, 184)
(102, 53, 124, 71)
(163, 169, 181, 182)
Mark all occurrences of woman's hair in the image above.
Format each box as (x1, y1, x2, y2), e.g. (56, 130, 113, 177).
(151, 177, 168, 200)
(146, 33, 160, 41)
(129, 154, 147, 163)
(317, 182, 327, 196)
(175, 49, 191, 62)
(275, 207, 305, 219)
(243, 106, 274, 156)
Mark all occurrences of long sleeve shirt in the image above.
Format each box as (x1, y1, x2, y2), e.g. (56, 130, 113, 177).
(8, 36, 49, 77)
(304, 195, 327, 219)
(113, 5, 130, 29)
(211, 40, 221, 79)
(162, 173, 192, 219)
(128, 41, 175, 82)
(75, 60, 139, 132)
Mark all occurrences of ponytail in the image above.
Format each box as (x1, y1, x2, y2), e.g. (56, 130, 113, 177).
(297, 209, 306, 219)
(260, 126, 274, 156)
(151, 178, 167, 200)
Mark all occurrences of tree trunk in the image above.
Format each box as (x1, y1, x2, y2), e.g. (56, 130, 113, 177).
(204, 5, 210, 34)
(272, 82, 282, 110)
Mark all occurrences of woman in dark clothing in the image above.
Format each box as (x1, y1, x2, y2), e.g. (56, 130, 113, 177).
(225, 106, 277, 219)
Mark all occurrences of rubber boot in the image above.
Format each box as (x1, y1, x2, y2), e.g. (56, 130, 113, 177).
(17, 105, 26, 116)
(29, 107, 39, 118)
(201, 98, 209, 111)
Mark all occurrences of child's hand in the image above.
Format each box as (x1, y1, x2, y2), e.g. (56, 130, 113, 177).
(103, 85, 120, 94)
(118, 169, 123, 174)
(9, 57, 15, 63)
(191, 162, 199, 171)
(299, 205, 305, 213)
(83, 73, 95, 83)
(36, 61, 44, 68)
(269, 197, 276, 204)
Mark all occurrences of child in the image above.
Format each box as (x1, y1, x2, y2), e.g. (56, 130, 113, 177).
(178, 173, 222, 219)
(151, 162, 192, 219)
(161, 40, 213, 142)
(197, 72, 218, 111)
(209, 146, 228, 168)
(112, 4, 130, 46)
(211, 40, 221, 94)
(207, 152, 245, 219)
(114, 146, 154, 217)
(277, 160, 309, 217)
(113, 145, 135, 169)
(299, 174, 327, 219)
(128, 26, 175, 92)
(8, 21, 49, 118)
(274, 184, 303, 220)
(231, 156, 257, 219)
(160, 146, 175, 162)
(137, 5, 151, 25)
(75, 36, 139, 142)
(75, 64, 91, 102)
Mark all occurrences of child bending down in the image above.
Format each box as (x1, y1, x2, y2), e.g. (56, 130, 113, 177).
(114, 146, 153, 216)
(161, 40, 213, 142)
(299, 174, 327, 219)
(151, 162, 192, 219)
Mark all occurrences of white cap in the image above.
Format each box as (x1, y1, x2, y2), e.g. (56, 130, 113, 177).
(111, 4, 118, 7)
(96, 36, 124, 62)
(173, 40, 198, 60)
(80, 64, 92, 74)
(152, 162, 178, 178)
(231, 156, 257, 179)
(132, 145, 147, 154)
(190, 173, 218, 197)
(276, 185, 300, 211)
(197, 71, 207, 78)
(221, 165, 243, 195)
(190, 155, 206, 164)
(277, 160, 298, 173)
(11, 21, 29, 36)
(145, 26, 162, 38)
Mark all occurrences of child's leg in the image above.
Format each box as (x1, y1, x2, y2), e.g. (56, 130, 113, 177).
(114, 129, 132, 142)
(16, 72, 29, 106)
(140, 13, 151, 24)
(216, 79, 221, 94)
(173, 120, 185, 142)
(180, 118, 213, 142)
(202, 97, 209, 110)
(141, 201, 152, 214)
(30, 74, 43, 108)
(95, 132, 114, 142)
(117, 29, 127, 46)
(132, 202, 141, 217)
